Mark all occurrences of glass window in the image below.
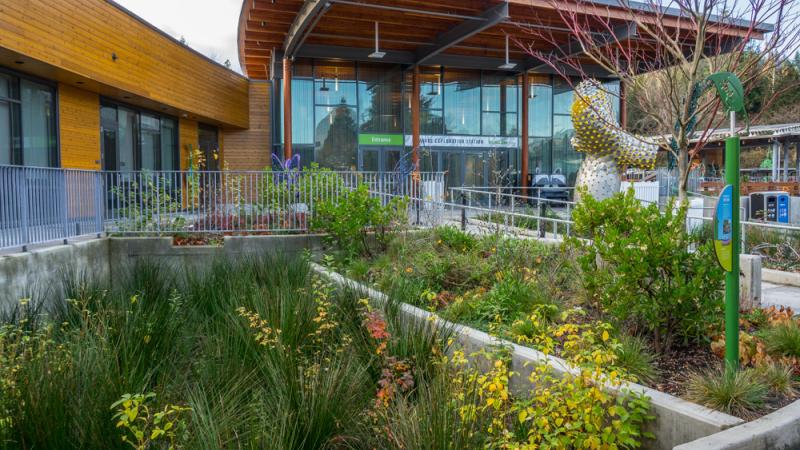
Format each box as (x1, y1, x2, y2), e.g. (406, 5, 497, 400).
(277, 79, 315, 146)
(0, 73, 13, 166)
(0, 101, 10, 165)
(602, 80, 621, 122)
(20, 80, 56, 167)
(482, 112, 500, 136)
(292, 79, 315, 144)
(140, 114, 160, 170)
(0, 74, 58, 167)
(160, 118, 177, 171)
(444, 69, 480, 135)
(528, 81, 552, 137)
(314, 105, 358, 170)
(529, 137, 552, 176)
(314, 61, 357, 106)
(117, 107, 137, 171)
(101, 105, 117, 170)
(419, 68, 444, 135)
(101, 100, 179, 171)
(482, 73, 519, 136)
(358, 64, 402, 134)
(552, 114, 573, 139)
(553, 78, 574, 115)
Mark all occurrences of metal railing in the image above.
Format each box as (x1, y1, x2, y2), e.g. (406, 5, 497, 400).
(1, 165, 104, 250)
(0, 165, 445, 251)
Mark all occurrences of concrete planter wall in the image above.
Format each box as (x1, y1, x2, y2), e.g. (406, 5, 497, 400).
(0, 239, 111, 312)
(1, 235, 325, 312)
(5, 236, 800, 449)
(762, 267, 800, 288)
(309, 263, 744, 450)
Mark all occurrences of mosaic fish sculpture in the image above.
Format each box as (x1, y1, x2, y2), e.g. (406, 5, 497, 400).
(571, 79, 658, 202)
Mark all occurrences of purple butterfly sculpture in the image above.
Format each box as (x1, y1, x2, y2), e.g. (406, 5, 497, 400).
(272, 153, 301, 184)
(391, 151, 416, 195)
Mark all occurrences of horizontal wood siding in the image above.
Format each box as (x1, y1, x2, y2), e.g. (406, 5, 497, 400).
(58, 83, 100, 170)
(0, 0, 249, 128)
(222, 81, 271, 170)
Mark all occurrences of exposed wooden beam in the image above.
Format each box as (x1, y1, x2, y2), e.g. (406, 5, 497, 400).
(414, 2, 509, 66)
(525, 22, 637, 72)
(284, 0, 331, 57)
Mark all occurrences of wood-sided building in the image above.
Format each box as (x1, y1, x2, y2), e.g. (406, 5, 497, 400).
(0, 0, 269, 172)
(0, 0, 767, 189)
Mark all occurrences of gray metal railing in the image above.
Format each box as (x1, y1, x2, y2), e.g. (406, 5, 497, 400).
(1, 165, 104, 250)
(0, 165, 445, 251)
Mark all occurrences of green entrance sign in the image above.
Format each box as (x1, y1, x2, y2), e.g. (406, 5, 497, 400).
(358, 134, 403, 146)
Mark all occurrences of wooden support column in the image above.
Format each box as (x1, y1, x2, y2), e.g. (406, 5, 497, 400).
(283, 57, 292, 160)
(411, 66, 421, 170)
(521, 72, 530, 194)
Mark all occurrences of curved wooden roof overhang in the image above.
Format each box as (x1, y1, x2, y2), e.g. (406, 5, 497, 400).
(237, 0, 770, 81)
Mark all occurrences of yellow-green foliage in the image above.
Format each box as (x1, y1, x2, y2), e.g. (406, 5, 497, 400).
(446, 348, 653, 449)
(111, 392, 191, 450)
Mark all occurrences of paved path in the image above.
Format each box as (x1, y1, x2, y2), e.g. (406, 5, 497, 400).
(762, 282, 800, 311)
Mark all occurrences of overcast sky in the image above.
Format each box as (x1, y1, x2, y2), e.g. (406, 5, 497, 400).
(116, 0, 244, 74)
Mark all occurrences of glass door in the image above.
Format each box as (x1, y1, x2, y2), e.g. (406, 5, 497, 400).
(198, 123, 219, 171)
(358, 147, 380, 172)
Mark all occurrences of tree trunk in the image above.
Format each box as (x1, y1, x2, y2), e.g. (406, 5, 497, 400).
(677, 148, 690, 204)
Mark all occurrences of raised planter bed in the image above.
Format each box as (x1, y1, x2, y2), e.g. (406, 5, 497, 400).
(311, 263, 747, 450)
(762, 267, 800, 288)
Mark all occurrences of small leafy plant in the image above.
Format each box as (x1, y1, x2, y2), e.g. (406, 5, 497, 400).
(111, 392, 191, 450)
(312, 183, 408, 259)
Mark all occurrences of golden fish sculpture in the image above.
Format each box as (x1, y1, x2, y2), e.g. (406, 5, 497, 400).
(571, 79, 658, 202)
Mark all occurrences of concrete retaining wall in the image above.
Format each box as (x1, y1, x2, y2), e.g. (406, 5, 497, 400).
(107, 235, 325, 281)
(1, 235, 326, 313)
(0, 239, 110, 312)
(674, 399, 800, 450)
(310, 263, 744, 450)
(762, 267, 800, 288)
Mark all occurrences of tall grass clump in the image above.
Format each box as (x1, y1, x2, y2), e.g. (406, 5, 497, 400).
(685, 366, 768, 419)
(0, 253, 460, 449)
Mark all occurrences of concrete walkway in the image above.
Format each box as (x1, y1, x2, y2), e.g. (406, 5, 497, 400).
(762, 281, 800, 311)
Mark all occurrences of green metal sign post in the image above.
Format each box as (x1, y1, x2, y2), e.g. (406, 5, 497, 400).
(724, 134, 740, 370)
(705, 72, 746, 371)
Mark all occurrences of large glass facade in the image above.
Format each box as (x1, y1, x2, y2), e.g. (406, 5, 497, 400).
(275, 60, 619, 186)
(444, 70, 481, 135)
(482, 72, 519, 137)
(100, 100, 179, 171)
(0, 68, 57, 167)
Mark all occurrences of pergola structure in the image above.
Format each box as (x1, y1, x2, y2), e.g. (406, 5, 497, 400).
(694, 123, 800, 182)
(237, 0, 763, 184)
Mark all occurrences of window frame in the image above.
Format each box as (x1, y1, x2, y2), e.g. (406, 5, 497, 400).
(0, 66, 60, 167)
(100, 98, 179, 172)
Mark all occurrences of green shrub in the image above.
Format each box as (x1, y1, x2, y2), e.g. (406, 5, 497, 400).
(685, 366, 768, 419)
(570, 190, 724, 354)
(614, 335, 659, 385)
(312, 183, 408, 259)
(473, 275, 548, 323)
(759, 322, 800, 358)
(434, 226, 477, 252)
(258, 162, 346, 212)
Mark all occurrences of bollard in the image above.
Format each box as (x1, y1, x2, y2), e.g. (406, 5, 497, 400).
(461, 193, 467, 231)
